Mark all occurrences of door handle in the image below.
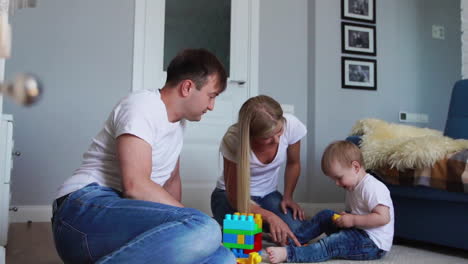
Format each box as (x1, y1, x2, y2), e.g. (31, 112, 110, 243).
(229, 80, 246, 85)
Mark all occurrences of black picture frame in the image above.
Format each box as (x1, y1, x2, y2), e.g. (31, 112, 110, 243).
(341, 0, 376, 23)
(342, 57, 377, 90)
(342, 22, 376, 56)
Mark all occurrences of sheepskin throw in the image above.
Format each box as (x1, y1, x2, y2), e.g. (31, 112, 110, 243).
(350, 118, 468, 170)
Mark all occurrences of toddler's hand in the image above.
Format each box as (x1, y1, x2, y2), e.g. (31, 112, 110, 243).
(334, 213, 355, 228)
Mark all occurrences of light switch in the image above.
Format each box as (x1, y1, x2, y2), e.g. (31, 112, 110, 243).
(281, 104, 294, 114)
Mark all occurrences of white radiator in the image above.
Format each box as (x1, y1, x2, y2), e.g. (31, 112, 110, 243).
(0, 114, 13, 264)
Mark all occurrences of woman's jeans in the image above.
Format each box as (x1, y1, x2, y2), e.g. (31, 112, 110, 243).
(286, 209, 386, 262)
(210, 188, 304, 235)
(51, 183, 236, 264)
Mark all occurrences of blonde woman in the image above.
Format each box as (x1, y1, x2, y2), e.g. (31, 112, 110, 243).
(211, 95, 307, 246)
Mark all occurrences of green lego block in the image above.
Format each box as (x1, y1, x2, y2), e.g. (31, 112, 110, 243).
(223, 227, 262, 235)
(223, 242, 254, 250)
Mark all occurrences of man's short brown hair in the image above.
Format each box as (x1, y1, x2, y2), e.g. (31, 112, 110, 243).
(166, 49, 227, 92)
(321, 140, 364, 175)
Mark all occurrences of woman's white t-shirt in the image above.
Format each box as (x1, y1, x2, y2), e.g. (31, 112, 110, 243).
(216, 113, 307, 197)
(56, 89, 185, 198)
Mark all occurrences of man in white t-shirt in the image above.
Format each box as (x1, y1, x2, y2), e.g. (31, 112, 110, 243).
(267, 140, 394, 263)
(51, 49, 236, 264)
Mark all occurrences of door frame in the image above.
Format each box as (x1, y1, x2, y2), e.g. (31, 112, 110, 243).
(131, 0, 260, 97)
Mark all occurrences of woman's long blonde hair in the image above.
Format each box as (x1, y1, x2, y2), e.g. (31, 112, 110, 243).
(232, 95, 284, 213)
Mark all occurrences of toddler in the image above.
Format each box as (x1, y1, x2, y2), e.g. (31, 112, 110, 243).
(267, 140, 394, 263)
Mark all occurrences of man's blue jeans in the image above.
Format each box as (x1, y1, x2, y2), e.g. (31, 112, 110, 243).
(51, 183, 236, 264)
(210, 188, 304, 234)
(286, 209, 386, 262)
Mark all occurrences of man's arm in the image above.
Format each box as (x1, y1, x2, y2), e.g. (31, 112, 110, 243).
(163, 158, 182, 202)
(117, 134, 183, 207)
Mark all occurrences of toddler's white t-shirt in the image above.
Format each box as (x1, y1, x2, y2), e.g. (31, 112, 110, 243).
(346, 173, 395, 251)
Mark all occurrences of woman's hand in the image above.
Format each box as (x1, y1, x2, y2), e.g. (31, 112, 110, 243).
(266, 213, 302, 247)
(280, 198, 305, 221)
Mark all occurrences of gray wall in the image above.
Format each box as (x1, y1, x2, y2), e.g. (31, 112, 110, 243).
(3, 0, 461, 206)
(258, 0, 309, 202)
(5, 0, 134, 205)
(308, 0, 461, 202)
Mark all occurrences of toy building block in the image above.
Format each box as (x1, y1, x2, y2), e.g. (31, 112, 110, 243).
(223, 212, 263, 262)
(224, 213, 257, 231)
(223, 213, 262, 250)
(244, 233, 262, 254)
(332, 213, 341, 221)
(232, 248, 249, 258)
(236, 252, 262, 264)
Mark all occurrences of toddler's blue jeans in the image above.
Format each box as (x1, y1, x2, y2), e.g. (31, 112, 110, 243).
(51, 183, 236, 264)
(286, 209, 386, 262)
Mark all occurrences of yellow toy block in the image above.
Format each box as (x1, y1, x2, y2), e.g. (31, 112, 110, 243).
(237, 234, 245, 244)
(236, 252, 262, 264)
(254, 214, 262, 229)
(332, 213, 341, 221)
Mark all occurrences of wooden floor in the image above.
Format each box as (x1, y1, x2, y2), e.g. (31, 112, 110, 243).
(6, 222, 61, 264)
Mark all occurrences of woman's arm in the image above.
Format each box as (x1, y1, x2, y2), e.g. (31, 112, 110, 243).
(117, 134, 183, 207)
(223, 157, 238, 209)
(282, 141, 305, 220)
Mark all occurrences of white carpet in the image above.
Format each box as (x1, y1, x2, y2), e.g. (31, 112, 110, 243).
(258, 242, 468, 264)
(253, 204, 468, 264)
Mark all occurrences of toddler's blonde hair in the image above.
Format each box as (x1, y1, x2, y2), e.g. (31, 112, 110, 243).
(321, 140, 364, 176)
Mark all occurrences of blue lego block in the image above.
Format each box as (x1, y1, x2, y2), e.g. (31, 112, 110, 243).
(223, 233, 237, 244)
(223, 214, 257, 231)
(245, 235, 254, 244)
(231, 248, 249, 258)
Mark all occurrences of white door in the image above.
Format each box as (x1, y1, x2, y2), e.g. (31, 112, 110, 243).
(133, 0, 259, 214)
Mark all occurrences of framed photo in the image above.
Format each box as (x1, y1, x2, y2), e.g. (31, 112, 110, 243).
(342, 0, 376, 23)
(342, 22, 376, 56)
(342, 57, 377, 90)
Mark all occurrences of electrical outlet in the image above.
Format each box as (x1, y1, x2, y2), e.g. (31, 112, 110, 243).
(432, 25, 445, 40)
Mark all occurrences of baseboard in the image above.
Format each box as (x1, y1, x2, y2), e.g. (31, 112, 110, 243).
(0, 246, 6, 264)
(8, 205, 52, 223)
(0, 246, 4, 264)
(298, 202, 345, 217)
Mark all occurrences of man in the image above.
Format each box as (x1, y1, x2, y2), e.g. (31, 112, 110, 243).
(52, 49, 236, 264)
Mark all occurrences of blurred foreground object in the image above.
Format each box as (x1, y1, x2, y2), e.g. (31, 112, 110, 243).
(1, 73, 41, 106)
(0, 0, 11, 58)
(0, 0, 41, 106)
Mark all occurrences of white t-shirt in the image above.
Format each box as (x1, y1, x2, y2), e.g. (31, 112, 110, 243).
(216, 113, 307, 197)
(56, 89, 185, 198)
(345, 173, 394, 251)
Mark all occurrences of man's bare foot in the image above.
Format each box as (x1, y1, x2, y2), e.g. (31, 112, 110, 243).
(266, 246, 287, 263)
